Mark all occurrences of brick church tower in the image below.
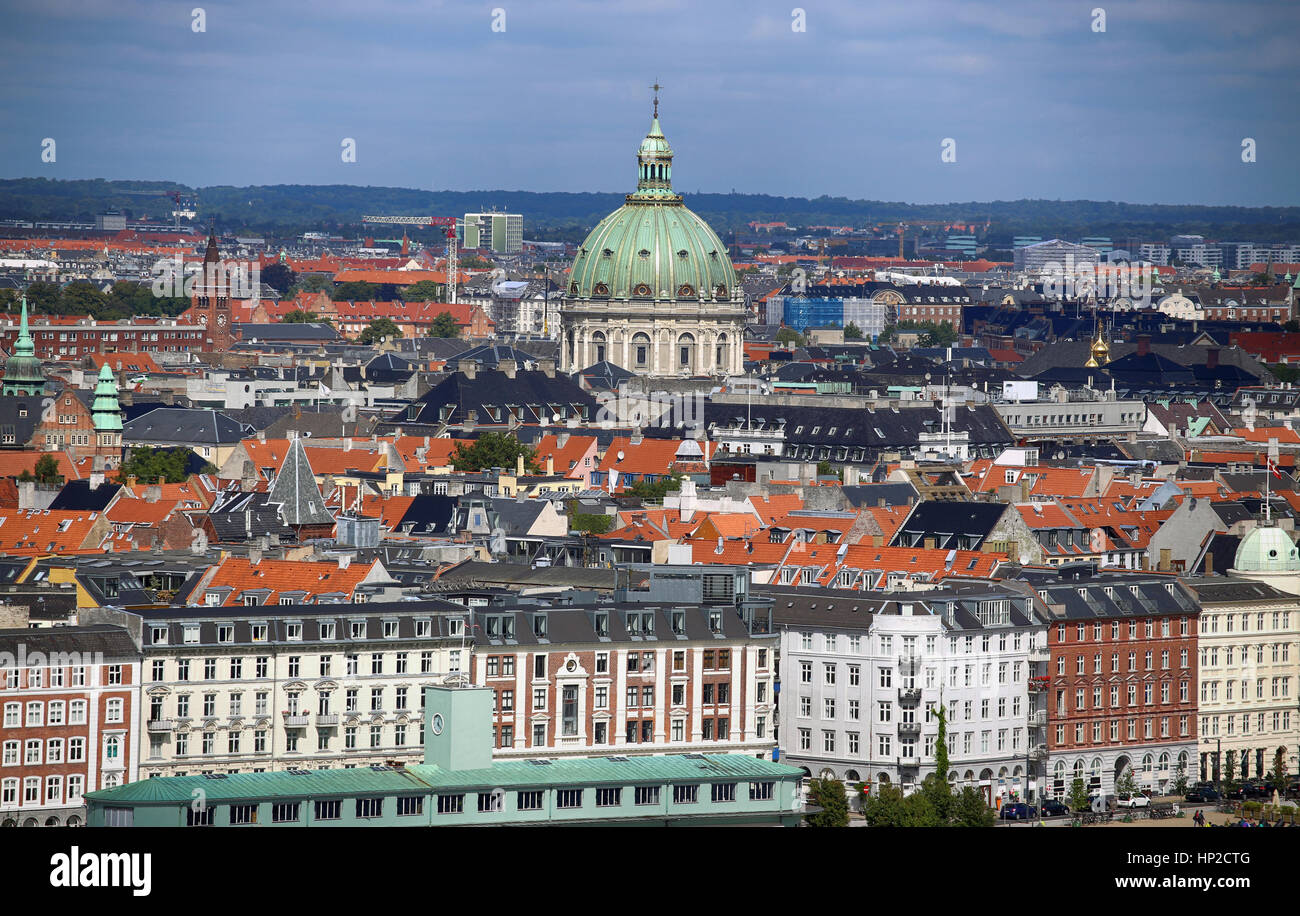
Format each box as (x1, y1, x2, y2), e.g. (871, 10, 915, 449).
(193, 230, 233, 352)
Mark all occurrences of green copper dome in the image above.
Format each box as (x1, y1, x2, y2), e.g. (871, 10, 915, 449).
(1233, 526, 1300, 573)
(567, 113, 737, 303)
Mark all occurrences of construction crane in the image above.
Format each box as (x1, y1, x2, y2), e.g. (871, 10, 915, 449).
(897, 222, 905, 261)
(361, 215, 461, 303)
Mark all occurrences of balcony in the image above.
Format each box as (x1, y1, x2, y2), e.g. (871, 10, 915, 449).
(146, 718, 174, 732)
(1028, 646, 1050, 663)
(896, 756, 921, 770)
(1028, 710, 1047, 728)
(897, 687, 922, 704)
(282, 713, 310, 727)
(1030, 745, 1049, 761)
(897, 721, 922, 737)
(316, 714, 340, 727)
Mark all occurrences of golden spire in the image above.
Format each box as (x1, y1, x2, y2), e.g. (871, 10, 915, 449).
(1084, 309, 1109, 368)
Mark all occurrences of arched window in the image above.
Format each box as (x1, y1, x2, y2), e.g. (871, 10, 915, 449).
(632, 333, 651, 369)
(592, 331, 606, 364)
(715, 332, 728, 368)
(1142, 753, 1153, 773)
(105, 736, 120, 761)
(1158, 751, 1170, 771)
(676, 333, 695, 372)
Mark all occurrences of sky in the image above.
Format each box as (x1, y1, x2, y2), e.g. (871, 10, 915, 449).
(1, 0, 1298, 206)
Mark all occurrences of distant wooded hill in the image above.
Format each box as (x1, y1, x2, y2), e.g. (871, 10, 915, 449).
(2, 177, 1298, 244)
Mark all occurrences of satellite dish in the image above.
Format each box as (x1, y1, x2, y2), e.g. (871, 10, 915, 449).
(617, 450, 625, 461)
(552, 413, 561, 423)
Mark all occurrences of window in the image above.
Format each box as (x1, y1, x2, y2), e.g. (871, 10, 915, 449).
(516, 790, 544, 811)
(673, 784, 699, 804)
(596, 787, 621, 807)
(356, 797, 383, 819)
(230, 804, 258, 826)
(436, 794, 464, 815)
(397, 796, 423, 817)
(556, 788, 583, 809)
(711, 782, 737, 803)
(272, 802, 300, 823)
(314, 800, 342, 821)
(187, 805, 215, 827)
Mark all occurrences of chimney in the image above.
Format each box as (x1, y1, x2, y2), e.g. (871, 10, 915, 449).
(145, 485, 161, 503)
(248, 545, 262, 565)
(126, 475, 138, 488)
(256, 430, 266, 442)
(872, 535, 884, 547)
(924, 537, 936, 550)
(1158, 547, 1171, 572)
(538, 357, 556, 378)
(545, 455, 554, 476)
(557, 432, 570, 449)
(1203, 551, 1214, 576)
(502, 360, 517, 379)
(458, 359, 477, 380)
(1137, 334, 1151, 357)
(344, 438, 353, 451)
(630, 429, 643, 446)
(1206, 347, 1219, 369)
(516, 453, 525, 476)
(337, 555, 351, 570)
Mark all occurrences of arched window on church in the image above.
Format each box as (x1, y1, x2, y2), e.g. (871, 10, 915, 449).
(592, 331, 606, 364)
(715, 333, 727, 369)
(632, 333, 651, 369)
(677, 333, 695, 373)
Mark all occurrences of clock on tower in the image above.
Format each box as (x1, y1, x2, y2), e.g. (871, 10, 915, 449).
(193, 229, 233, 352)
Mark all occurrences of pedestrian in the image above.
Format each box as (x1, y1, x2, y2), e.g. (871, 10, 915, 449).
(1193, 809, 1204, 827)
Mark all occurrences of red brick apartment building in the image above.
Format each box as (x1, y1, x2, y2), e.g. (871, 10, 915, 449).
(0, 626, 140, 827)
(468, 600, 777, 759)
(1026, 567, 1200, 798)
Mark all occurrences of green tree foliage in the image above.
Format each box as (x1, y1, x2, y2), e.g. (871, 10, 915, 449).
(569, 512, 613, 535)
(918, 773, 954, 823)
(1222, 748, 1238, 788)
(296, 275, 331, 293)
(358, 317, 402, 344)
(12, 280, 187, 320)
(815, 460, 842, 481)
(261, 263, 297, 295)
(332, 280, 380, 301)
(860, 784, 940, 827)
(459, 255, 493, 270)
(934, 704, 951, 790)
(282, 309, 320, 323)
(1172, 762, 1190, 796)
(18, 454, 63, 487)
(843, 321, 863, 339)
(805, 777, 850, 827)
(1115, 766, 1139, 798)
(400, 280, 444, 301)
(1067, 777, 1091, 813)
(881, 320, 958, 347)
(775, 327, 804, 347)
(1268, 747, 1288, 788)
(1270, 364, 1300, 384)
(950, 787, 996, 827)
(449, 432, 539, 473)
(430, 311, 461, 338)
(119, 446, 192, 484)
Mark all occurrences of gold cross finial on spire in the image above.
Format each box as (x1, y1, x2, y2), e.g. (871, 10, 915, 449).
(651, 80, 662, 118)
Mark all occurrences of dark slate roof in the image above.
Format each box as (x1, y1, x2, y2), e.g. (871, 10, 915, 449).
(891, 500, 1007, 548)
(268, 438, 335, 527)
(1014, 567, 1199, 620)
(465, 602, 759, 649)
(0, 396, 41, 447)
(454, 344, 537, 367)
(434, 560, 617, 590)
(48, 480, 122, 511)
(0, 624, 138, 659)
(205, 490, 295, 543)
(392, 369, 599, 427)
(573, 360, 634, 391)
(123, 408, 253, 445)
(841, 482, 919, 507)
(364, 351, 416, 385)
(1188, 577, 1292, 604)
(390, 494, 455, 536)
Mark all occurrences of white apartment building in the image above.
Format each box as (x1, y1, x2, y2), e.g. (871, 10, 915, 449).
(773, 585, 1049, 805)
(85, 601, 470, 778)
(1191, 578, 1300, 783)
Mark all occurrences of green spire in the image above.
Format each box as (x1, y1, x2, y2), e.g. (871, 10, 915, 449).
(630, 83, 679, 202)
(92, 363, 123, 432)
(15, 295, 33, 357)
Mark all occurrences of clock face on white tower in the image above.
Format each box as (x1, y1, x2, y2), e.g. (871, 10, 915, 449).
(216, 313, 227, 327)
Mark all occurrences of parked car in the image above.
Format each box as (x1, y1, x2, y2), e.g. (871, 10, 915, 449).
(999, 802, 1037, 820)
(1185, 786, 1221, 803)
(1116, 793, 1151, 809)
(1224, 785, 1246, 800)
(1243, 781, 1273, 799)
(1039, 799, 1070, 817)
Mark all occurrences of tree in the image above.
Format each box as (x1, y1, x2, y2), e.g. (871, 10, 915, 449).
(860, 784, 940, 827)
(358, 317, 402, 345)
(332, 280, 380, 301)
(1067, 777, 1091, 814)
(296, 274, 331, 293)
(282, 309, 320, 323)
(815, 460, 842, 481)
(430, 311, 461, 338)
(118, 446, 192, 484)
(950, 786, 996, 827)
(918, 772, 954, 824)
(262, 263, 297, 296)
(1267, 747, 1288, 789)
(1115, 765, 1139, 799)
(805, 777, 850, 827)
(843, 321, 863, 339)
(1172, 761, 1190, 796)
(568, 512, 612, 535)
(934, 704, 951, 792)
(32, 454, 61, 486)
(401, 280, 443, 301)
(449, 432, 539, 473)
(880, 319, 958, 347)
(775, 327, 804, 347)
(1222, 747, 1238, 789)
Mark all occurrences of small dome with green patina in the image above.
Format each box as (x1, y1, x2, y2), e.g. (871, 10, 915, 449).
(1233, 525, 1300, 573)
